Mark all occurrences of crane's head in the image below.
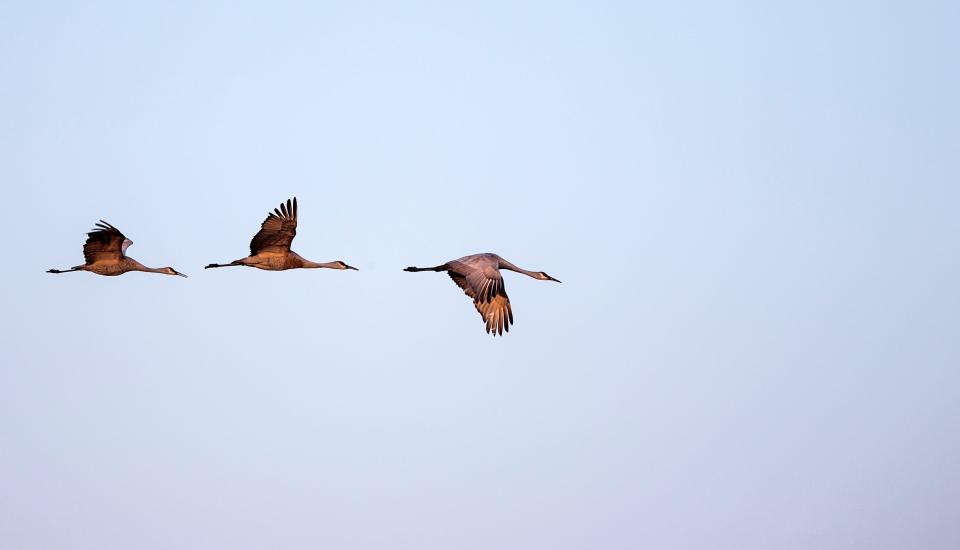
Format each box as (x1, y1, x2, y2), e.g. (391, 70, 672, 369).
(537, 272, 561, 283)
(336, 261, 359, 271)
(162, 267, 188, 277)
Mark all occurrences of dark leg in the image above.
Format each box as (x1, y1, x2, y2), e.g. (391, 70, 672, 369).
(403, 264, 448, 272)
(204, 261, 244, 269)
(47, 267, 81, 274)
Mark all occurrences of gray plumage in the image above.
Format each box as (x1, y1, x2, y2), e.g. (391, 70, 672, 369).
(47, 221, 187, 277)
(205, 197, 358, 272)
(404, 253, 560, 336)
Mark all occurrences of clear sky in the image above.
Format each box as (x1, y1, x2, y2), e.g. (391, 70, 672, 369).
(1, 1, 958, 548)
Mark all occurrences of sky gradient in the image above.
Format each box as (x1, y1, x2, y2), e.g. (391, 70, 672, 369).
(2, 1, 958, 548)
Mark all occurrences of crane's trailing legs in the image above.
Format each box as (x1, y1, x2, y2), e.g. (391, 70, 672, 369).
(404, 265, 448, 272)
(204, 260, 244, 269)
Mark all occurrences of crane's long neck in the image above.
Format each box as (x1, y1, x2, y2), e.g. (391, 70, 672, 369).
(302, 260, 342, 269)
(498, 258, 540, 279)
(128, 258, 166, 274)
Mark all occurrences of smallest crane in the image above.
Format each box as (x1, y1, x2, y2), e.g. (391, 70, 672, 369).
(48, 220, 187, 277)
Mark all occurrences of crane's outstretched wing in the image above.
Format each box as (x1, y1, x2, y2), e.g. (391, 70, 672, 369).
(448, 265, 513, 336)
(249, 197, 298, 256)
(83, 221, 131, 264)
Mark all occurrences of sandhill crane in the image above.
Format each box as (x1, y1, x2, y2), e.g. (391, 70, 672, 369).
(47, 221, 187, 277)
(205, 197, 358, 272)
(404, 253, 560, 336)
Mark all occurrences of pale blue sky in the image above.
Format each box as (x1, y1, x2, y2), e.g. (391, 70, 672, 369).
(1, 1, 958, 548)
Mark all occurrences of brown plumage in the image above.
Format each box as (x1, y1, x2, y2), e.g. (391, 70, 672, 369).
(205, 197, 358, 272)
(404, 253, 560, 336)
(249, 198, 298, 257)
(47, 221, 187, 277)
(448, 266, 513, 336)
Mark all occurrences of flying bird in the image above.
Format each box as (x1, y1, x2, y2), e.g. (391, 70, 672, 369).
(47, 221, 187, 277)
(404, 253, 560, 336)
(205, 197, 358, 272)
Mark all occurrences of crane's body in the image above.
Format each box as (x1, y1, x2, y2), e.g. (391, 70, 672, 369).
(47, 221, 186, 277)
(75, 257, 174, 276)
(404, 253, 560, 336)
(205, 197, 357, 272)
(217, 251, 346, 271)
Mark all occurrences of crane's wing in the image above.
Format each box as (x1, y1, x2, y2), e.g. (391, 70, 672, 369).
(249, 197, 298, 256)
(448, 265, 513, 336)
(83, 220, 131, 264)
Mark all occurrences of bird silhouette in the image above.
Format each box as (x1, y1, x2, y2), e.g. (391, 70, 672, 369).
(205, 197, 358, 272)
(404, 253, 560, 336)
(47, 221, 187, 277)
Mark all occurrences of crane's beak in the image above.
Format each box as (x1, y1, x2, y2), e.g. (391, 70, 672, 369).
(549, 276, 562, 283)
(175, 271, 188, 278)
(344, 264, 359, 271)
